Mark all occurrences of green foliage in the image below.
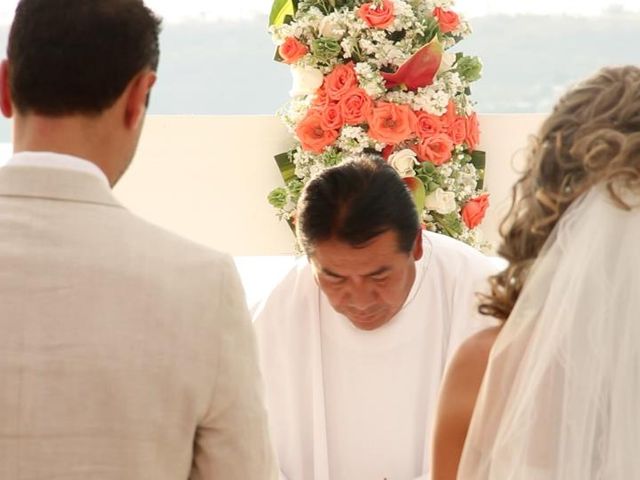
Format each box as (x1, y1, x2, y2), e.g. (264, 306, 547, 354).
(415, 17, 439, 46)
(456, 55, 483, 83)
(287, 178, 305, 197)
(311, 38, 342, 62)
(275, 150, 296, 183)
(432, 212, 463, 236)
(269, 0, 298, 26)
(268, 187, 289, 208)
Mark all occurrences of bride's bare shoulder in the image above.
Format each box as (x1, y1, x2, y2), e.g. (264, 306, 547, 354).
(431, 326, 502, 480)
(440, 326, 502, 414)
(449, 326, 502, 385)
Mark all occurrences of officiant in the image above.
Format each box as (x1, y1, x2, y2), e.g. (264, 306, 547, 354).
(253, 158, 501, 480)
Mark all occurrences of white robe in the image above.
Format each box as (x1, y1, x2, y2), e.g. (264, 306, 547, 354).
(254, 232, 502, 480)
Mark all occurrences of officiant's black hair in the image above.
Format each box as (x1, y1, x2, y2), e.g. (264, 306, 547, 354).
(297, 158, 419, 255)
(7, 0, 161, 116)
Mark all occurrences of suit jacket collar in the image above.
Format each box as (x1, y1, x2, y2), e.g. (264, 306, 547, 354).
(0, 165, 123, 208)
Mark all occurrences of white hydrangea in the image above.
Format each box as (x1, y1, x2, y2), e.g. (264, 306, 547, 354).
(412, 87, 450, 115)
(355, 62, 386, 98)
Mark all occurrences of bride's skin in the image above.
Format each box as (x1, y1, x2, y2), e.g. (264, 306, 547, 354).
(430, 325, 502, 480)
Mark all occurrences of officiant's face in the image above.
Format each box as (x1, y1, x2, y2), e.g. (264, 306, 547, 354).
(310, 229, 423, 330)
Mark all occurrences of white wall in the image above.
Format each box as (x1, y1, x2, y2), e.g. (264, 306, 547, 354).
(114, 114, 546, 255)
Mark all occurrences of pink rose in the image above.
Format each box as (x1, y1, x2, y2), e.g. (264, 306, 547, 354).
(462, 194, 489, 229)
(321, 102, 344, 131)
(414, 133, 454, 165)
(339, 87, 373, 125)
(358, 0, 395, 29)
(367, 102, 416, 145)
(414, 111, 443, 139)
(433, 7, 460, 34)
(324, 63, 358, 101)
(447, 117, 467, 145)
(296, 111, 339, 154)
(439, 101, 457, 131)
(465, 112, 480, 151)
(279, 37, 308, 64)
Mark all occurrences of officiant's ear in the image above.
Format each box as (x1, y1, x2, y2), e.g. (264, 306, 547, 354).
(124, 69, 156, 130)
(412, 229, 423, 261)
(0, 60, 13, 119)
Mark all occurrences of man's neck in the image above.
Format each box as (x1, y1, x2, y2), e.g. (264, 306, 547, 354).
(12, 113, 125, 186)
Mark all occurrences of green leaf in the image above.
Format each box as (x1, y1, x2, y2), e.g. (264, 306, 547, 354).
(274, 151, 296, 183)
(273, 47, 284, 63)
(403, 177, 426, 221)
(433, 212, 463, 237)
(471, 150, 486, 190)
(471, 150, 486, 170)
(269, 0, 297, 27)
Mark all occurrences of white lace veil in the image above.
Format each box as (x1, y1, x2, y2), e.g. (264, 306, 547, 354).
(457, 184, 640, 479)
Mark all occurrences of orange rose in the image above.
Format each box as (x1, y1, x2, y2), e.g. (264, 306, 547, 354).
(279, 37, 309, 64)
(339, 87, 373, 125)
(414, 133, 454, 165)
(367, 102, 416, 145)
(433, 7, 460, 34)
(312, 86, 329, 109)
(414, 111, 443, 138)
(358, 0, 395, 29)
(324, 63, 358, 101)
(439, 101, 457, 130)
(296, 111, 339, 153)
(447, 116, 467, 144)
(321, 102, 344, 131)
(462, 194, 489, 229)
(465, 112, 480, 151)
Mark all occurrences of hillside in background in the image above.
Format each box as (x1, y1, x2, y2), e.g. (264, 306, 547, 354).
(0, 11, 638, 142)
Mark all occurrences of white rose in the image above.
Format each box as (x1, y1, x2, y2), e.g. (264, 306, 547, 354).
(318, 16, 346, 40)
(289, 65, 324, 97)
(458, 172, 477, 191)
(388, 149, 417, 177)
(438, 51, 457, 75)
(425, 188, 457, 214)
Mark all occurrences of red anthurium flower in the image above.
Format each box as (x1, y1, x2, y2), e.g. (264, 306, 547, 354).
(380, 38, 443, 91)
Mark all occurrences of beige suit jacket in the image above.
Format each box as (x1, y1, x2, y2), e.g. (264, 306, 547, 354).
(0, 162, 277, 479)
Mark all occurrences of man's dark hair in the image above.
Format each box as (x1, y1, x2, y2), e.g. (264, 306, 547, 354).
(7, 0, 162, 116)
(296, 158, 420, 255)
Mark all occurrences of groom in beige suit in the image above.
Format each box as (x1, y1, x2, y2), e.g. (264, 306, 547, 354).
(0, 0, 276, 478)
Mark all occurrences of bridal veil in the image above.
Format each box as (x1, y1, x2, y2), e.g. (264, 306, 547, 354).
(458, 184, 640, 479)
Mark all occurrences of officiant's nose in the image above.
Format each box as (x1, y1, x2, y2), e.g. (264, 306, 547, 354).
(345, 280, 378, 309)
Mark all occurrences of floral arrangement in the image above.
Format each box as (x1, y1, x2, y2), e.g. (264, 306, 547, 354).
(267, 0, 489, 249)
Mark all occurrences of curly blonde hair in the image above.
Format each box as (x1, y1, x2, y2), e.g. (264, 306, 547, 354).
(480, 66, 640, 321)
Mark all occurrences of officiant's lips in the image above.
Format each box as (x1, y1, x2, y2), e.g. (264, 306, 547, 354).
(347, 307, 386, 326)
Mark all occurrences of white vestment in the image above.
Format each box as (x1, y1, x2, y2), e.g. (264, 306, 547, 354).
(254, 231, 502, 480)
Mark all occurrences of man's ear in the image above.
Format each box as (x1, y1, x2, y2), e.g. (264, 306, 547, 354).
(412, 228, 423, 261)
(0, 60, 14, 119)
(124, 70, 156, 130)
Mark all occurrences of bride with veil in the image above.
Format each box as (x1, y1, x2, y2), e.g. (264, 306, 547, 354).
(431, 65, 640, 479)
